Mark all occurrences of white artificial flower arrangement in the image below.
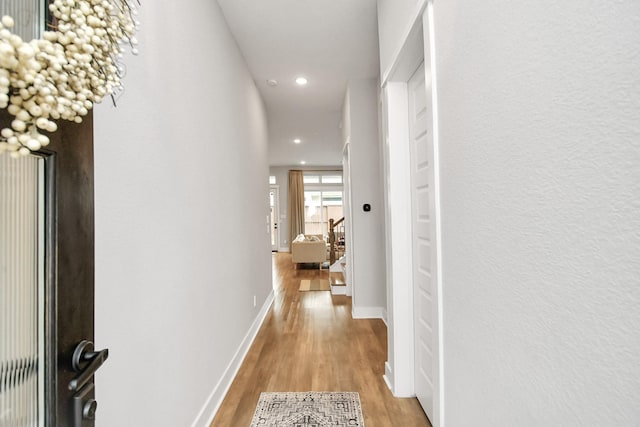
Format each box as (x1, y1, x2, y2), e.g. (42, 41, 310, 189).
(0, 0, 140, 157)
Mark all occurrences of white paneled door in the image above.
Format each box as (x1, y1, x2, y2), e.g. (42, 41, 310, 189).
(408, 62, 438, 422)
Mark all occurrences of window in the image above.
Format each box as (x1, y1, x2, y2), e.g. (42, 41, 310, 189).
(303, 175, 320, 184)
(301, 171, 343, 236)
(302, 173, 342, 185)
(321, 175, 342, 184)
(269, 175, 276, 185)
(304, 190, 343, 236)
(322, 191, 342, 205)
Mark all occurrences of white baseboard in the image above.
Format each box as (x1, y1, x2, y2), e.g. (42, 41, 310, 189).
(190, 290, 275, 427)
(383, 361, 416, 398)
(384, 362, 394, 392)
(278, 247, 290, 252)
(352, 306, 386, 320)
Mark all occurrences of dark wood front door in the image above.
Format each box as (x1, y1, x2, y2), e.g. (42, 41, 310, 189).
(48, 113, 106, 426)
(1, 110, 106, 426)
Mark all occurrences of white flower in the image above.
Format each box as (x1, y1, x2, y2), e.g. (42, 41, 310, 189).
(1, 0, 140, 156)
(1, 16, 15, 29)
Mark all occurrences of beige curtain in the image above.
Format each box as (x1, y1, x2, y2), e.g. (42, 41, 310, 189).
(288, 170, 305, 251)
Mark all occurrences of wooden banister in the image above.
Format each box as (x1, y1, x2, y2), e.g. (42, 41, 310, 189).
(329, 217, 345, 265)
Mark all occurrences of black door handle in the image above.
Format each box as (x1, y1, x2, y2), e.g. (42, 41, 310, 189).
(69, 340, 109, 392)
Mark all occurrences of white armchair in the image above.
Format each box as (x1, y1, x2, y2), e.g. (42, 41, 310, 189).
(291, 234, 327, 264)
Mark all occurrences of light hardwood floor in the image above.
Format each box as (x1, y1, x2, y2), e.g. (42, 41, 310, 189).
(210, 252, 431, 427)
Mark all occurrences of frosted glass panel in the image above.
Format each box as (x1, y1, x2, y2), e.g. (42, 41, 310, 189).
(0, 154, 45, 427)
(0, 0, 44, 41)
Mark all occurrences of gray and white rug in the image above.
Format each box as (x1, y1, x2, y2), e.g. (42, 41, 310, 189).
(250, 391, 364, 426)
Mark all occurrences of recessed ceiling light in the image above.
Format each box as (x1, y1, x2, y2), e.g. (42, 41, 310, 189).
(266, 79, 278, 87)
(293, 138, 301, 144)
(295, 77, 308, 86)
(300, 161, 306, 165)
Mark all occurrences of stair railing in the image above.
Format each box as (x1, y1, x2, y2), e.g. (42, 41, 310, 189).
(329, 217, 345, 265)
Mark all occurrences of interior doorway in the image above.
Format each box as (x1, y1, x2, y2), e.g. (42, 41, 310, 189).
(269, 186, 280, 252)
(381, 3, 443, 426)
(342, 143, 354, 296)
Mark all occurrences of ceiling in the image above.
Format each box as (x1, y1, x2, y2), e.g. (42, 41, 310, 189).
(216, 0, 380, 167)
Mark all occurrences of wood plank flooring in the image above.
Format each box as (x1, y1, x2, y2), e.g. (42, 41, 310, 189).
(210, 252, 431, 427)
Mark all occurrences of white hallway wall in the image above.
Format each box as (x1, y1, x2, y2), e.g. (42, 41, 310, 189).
(342, 79, 387, 318)
(379, 0, 640, 425)
(93, 1, 272, 426)
(377, 0, 425, 79)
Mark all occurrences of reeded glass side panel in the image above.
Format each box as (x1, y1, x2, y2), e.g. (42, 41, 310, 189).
(0, 154, 45, 427)
(0, 0, 44, 41)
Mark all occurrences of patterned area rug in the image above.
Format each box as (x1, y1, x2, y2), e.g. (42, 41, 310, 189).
(299, 279, 331, 291)
(250, 391, 364, 426)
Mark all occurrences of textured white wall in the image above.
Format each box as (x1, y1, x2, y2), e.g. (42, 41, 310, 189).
(377, 0, 425, 79)
(343, 79, 387, 314)
(93, 1, 272, 426)
(433, 0, 640, 425)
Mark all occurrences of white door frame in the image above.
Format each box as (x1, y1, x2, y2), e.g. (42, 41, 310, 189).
(269, 185, 280, 251)
(381, 2, 444, 426)
(342, 142, 354, 297)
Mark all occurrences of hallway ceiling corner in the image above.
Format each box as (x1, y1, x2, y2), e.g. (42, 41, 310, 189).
(216, 0, 380, 167)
